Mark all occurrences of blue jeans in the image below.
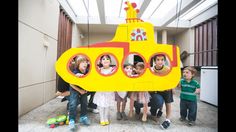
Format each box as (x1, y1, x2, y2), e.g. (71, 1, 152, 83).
(134, 93, 164, 116)
(180, 99, 197, 121)
(149, 93, 164, 116)
(69, 87, 88, 121)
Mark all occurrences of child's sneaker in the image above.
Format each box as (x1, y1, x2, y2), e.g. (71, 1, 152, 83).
(100, 121, 106, 126)
(116, 112, 122, 120)
(188, 120, 195, 126)
(135, 113, 141, 120)
(79, 116, 90, 125)
(121, 112, 128, 120)
(150, 115, 158, 122)
(179, 117, 186, 122)
(160, 119, 171, 129)
(92, 108, 99, 114)
(104, 121, 110, 125)
(69, 119, 76, 131)
(156, 110, 163, 118)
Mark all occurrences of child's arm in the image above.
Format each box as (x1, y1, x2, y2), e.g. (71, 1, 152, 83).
(195, 88, 200, 94)
(194, 81, 200, 94)
(55, 91, 70, 96)
(70, 84, 87, 95)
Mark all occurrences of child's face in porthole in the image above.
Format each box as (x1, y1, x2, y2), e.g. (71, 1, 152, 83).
(79, 60, 88, 71)
(135, 66, 144, 74)
(101, 56, 111, 67)
(124, 65, 133, 75)
(155, 56, 165, 67)
(183, 69, 193, 80)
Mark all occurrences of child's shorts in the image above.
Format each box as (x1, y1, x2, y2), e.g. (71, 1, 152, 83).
(115, 92, 128, 102)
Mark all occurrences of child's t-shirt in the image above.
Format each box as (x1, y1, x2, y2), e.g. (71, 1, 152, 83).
(151, 65, 170, 75)
(180, 78, 200, 102)
(100, 67, 114, 75)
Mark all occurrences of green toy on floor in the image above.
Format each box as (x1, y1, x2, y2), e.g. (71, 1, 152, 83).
(46, 114, 69, 128)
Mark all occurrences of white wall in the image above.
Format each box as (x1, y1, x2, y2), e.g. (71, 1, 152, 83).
(82, 33, 115, 45)
(175, 28, 195, 66)
(71, 24, 83, 47)
(19, 0, 59, 116)
(154, 30, 157, 43)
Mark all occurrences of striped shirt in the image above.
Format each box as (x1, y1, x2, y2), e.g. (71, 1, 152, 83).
(180, 79, 200, 102)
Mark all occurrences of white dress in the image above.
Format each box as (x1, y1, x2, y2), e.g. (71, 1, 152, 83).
(93, 67, 115, 107)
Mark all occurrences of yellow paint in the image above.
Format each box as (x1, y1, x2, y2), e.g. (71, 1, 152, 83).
(55, 1, 181, 91)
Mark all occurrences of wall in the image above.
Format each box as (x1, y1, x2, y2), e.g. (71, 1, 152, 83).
(19, 0, 59, 116)
(156, 31, 175, 44)
(175, 28, 195, 66)
(82, 33, 115, 45)
(71, 24, 83, 47)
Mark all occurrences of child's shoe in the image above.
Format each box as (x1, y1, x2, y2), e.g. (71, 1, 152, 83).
(188, 120, 195, 126)
(121, 112, 128, 120)
(100, 121, 106, 126)
(104, 121, 110, 125)
(92, 108, 99, 114)
(79, 116, 90, 125)
(135, 113, 141, 120)
(150, 115, 158, 122)
(68, 119, 76, 131)
(116, 112, 122, 120)
(160, 119, 171, 129)
(179, 117, 186, 122)
(156, 110, 163, 118)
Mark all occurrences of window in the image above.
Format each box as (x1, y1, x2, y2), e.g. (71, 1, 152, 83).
(194, 16, 217, 66)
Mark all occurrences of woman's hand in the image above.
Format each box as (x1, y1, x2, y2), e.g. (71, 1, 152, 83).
(79, 89, 87, 95)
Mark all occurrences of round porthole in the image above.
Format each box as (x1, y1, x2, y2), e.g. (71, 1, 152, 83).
(95, 53, 118, 76)
(67, 54, 91, 78)
(122, 52, 146, 78)
(149, 53, 172, 76)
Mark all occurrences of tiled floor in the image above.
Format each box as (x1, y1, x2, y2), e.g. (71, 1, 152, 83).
(19, 89, 217, 132)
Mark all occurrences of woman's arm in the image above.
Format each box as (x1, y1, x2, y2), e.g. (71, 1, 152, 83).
(70, 84, 87, 95)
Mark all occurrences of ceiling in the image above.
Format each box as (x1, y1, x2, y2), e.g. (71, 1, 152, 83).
(61, 0, 217, 34)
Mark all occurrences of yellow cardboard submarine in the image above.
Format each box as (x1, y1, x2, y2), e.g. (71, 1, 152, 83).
(55, 1, 181, 91)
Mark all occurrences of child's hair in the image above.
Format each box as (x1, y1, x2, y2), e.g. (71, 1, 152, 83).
(153, 54, 166, 61)
(123, 63, 133, 68)
(75, 55, 88, 68)
(135, 62, 145, 69)
(98, 54, 112, 67)
(183, 66, 197, 76)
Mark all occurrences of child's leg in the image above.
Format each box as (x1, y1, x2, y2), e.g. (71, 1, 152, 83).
(121, 100, 128, 120)
(121, 100, 126, 112)
(180, 99, 188, 119)
(116, 101, 122, 120)
(117, 101, 121, 112)
(68, 88, 79, 121)
(188, 101, 197, 121)
(99, 107, 105, 123)
(165, 103, 172, 120)
(129, 93, 134, 117)
(142, 102, 148, 121)
(104, 107, 110, 123)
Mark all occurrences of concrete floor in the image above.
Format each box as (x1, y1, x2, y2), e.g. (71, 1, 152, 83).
(19, 89, 217, 132)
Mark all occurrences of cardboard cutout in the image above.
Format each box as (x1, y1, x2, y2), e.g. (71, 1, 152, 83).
(55, 1, 181, 91)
